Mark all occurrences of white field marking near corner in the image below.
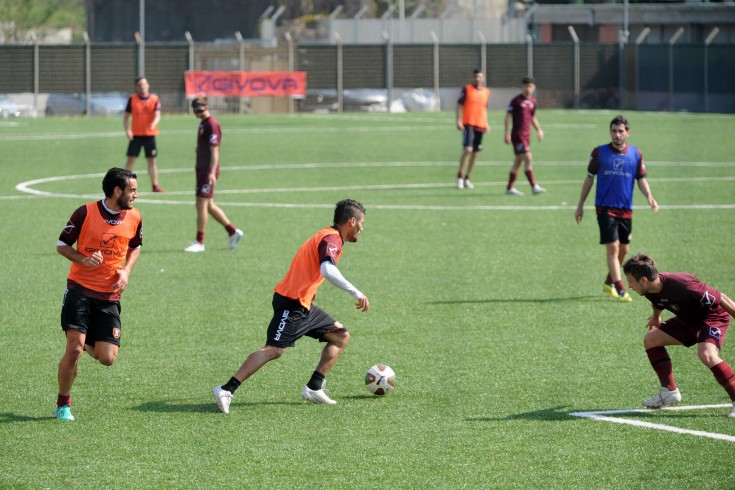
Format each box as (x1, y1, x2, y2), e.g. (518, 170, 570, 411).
(570, 404, 735, 443)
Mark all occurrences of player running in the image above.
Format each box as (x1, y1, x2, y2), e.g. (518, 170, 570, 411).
(212, 199, 370, 412)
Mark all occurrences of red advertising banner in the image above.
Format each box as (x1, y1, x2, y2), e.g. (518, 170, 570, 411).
(185, 71, 306, 98)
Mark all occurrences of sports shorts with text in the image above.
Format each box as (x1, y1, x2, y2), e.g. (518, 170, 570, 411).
(265, 292, 347, 348)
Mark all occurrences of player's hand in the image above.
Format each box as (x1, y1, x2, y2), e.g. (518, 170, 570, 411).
(537, 129, 544, 142)
(126, 129, 133, 141)
(113, 269, 129, 292)
(209, 172, 217, 186)
(646, 315, 660, 330)
(149, 124, 156, 131)
(574, 207, 584, 224)
(649, 198, 659, 213)
(504, 134, 511, 144)
(82, 250, 103, 268)
(484, 126, 491, 134)
(355, 295, 369, 312)
(456, 121, 464, 131)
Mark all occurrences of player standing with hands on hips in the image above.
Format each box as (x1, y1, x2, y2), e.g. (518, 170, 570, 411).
(183, 96, 243, 253)
(504, 76, 545, 196)
(623, 254, 735, 417)
(55, 168, 143, 421)
(123, 77, 164, 192)
(213, 199, 369, 412)
(455, 69, 490, 190)
(575, 115, 658, 302)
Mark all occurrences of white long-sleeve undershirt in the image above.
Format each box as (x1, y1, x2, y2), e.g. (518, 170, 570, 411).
(320, 261, 363, 300)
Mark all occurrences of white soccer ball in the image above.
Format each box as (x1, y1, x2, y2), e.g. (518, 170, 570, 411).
(364, 364, 396, 396)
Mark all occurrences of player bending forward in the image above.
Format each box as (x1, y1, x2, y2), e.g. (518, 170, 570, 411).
(212, 199, 369, 412)
(623, 253, 735, 417)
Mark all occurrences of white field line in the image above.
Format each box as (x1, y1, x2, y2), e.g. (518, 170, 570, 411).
(570, 404, 735, 443)
(6, 161, 735, 209)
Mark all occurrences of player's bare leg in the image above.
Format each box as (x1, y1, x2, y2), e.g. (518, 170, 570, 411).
(145, 157, 161, 190)
(124, 156, 136, 171)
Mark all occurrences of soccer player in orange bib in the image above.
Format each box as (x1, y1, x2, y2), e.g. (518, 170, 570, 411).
(55, 168, 143, 421)
(455, 69, 490, 190)
(124, 77, 164, 192)
(213, 199, 369, 412)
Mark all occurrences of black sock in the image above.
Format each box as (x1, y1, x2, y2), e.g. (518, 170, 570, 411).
(222, 377, 241, 394)
(307, 371, 325, 391)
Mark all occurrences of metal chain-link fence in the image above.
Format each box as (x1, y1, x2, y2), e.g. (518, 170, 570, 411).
(0, 41, 732, 116)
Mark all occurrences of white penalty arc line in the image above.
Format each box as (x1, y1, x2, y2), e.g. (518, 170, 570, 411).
(570, 404, 735, 443)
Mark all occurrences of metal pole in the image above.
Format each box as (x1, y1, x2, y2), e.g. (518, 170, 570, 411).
(285, 31, 295, 114)
(430, 31, 439, 112)
(84, 32, 91, 116)
(668, 27, 685, 112)
(33, 38, 39, 116)
(235, 32, 245, 114)
(526, 34, 533, 77)
(478, 31, 486, 80)
(704, 27, 719, 114)
(336, 33, 343, 113)
(633, 27, 650, 112)
(138, 0, 145, 77)
(383, 30, 393, 113)
(185, 31, 194, 114)
(568, 26, 580, 110)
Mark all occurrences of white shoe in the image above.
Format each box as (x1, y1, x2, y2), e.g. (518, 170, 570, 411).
(456, 177, 464, 190)
(463, 179, 474, 190)
(212, 386, 233, 414)
(643, 387, 681, 408)
(301, 385, 336, 405)
(729, 401, 735, 419)
(228, 229, 244, 250)
(184, 241, 205, 253)
(506, 187, 523, 196)
(532, 184, 546, 194)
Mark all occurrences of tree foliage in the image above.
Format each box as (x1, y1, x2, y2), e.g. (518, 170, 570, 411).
(0, 0, 85, 42)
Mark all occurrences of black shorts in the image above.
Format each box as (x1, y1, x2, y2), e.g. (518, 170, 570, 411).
(60, 286, 122, 347)
(127, 136, 157, 158)
(597, 212, 632, 245)
(462, 126, 484, 152)
(265, 293, 347, 348)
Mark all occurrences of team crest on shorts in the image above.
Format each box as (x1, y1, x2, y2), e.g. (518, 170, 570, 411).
(709, 326, 721, 339)
(113, 328, 121, 339)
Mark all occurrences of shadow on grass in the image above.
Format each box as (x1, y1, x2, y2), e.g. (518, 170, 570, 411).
(466, 405, 575, 422)
(428, 296, 599, 305)
(0, 413, 54, 424)
(132, 400, 299, 413)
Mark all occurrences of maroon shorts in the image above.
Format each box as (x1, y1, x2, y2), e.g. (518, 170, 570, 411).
(511, 134, 530, 155)
(658, 316, 729, 350)
(195, 167, 220, 198)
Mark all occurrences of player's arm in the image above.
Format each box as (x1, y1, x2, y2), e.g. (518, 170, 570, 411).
(503, 111, 512, 144)
(532, 115, 544, 142)
(151, 109, 161, 131)
(455, 103, 464, 131)
(320, 261, 369, 312)
(123, 112, 133, 140)
(646, 305, 664, 330)
(718, 293, 735, 319)
(637, 177, 659, 213)
(56, 206, 101, 267)
(575, 174, 594, 224)
(113, 246, 141, 293)
(208, 145, 219, 185)
(57, 243, 102, 268)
